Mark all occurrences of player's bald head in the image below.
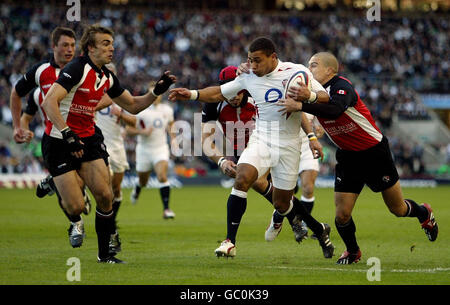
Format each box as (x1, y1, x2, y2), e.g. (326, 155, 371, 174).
(313, 52, 339, 74)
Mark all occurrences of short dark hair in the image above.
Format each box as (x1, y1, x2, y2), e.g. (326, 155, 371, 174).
(51, 27, 76, 47)
(249, 37, 276, 56)
(80, 24, 114, 54)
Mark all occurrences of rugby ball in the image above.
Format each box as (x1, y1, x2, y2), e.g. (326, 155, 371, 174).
(283, 70, 311, 99)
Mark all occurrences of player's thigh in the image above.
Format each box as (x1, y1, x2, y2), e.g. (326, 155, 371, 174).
(53, 170, 85, 214)
(334, 192, 359, 223)
(78, 158, 112, 206)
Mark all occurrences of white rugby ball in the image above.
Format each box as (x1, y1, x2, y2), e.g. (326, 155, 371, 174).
(284, 70, 311, 99)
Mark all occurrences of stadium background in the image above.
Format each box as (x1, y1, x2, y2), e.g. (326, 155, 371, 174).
(0, 0, 449, 188)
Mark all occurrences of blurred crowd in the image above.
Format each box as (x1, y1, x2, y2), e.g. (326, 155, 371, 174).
(1, 3, 448, 178)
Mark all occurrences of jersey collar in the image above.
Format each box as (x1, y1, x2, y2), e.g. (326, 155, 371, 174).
(84, 55, 104, 74)
(264, 59, 282, 77)
(324, 75, 340, 88)
(49, 54, 61, 69)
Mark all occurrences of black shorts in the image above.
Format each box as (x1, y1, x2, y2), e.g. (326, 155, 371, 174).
(334, 137, 399, 194)
(42, 126, 109, 177)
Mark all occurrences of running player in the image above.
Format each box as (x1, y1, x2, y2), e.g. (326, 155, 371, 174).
(128, 88, 176, 219)
(277, 52, 438, 264)
(10, 27, 91, 248)
(41, 25, 176, 263)
(169, 37, 334, 259)
(202, 66, 317, 243)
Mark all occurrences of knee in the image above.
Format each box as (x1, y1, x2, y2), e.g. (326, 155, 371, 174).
(95, 188, 113, 209)
(65, 201, 84, 216)
(157, 173, 168, 183)
(335, 210, 352, 225)
(234, 175, 253, 192)
(302, 183, 314, 198)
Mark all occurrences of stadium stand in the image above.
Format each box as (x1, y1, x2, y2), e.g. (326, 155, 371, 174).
(0, 2, 448, 181)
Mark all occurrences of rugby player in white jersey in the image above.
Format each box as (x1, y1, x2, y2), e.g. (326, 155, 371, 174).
(169, 37, 334, 259)
(128, 90, 176, 219)
(95, 63, 137, 254)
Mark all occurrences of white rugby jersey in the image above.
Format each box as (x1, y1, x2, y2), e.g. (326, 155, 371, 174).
(135, 103, 174, 149)
(95, 104, 127, 152)
(220, 60, 325, 137)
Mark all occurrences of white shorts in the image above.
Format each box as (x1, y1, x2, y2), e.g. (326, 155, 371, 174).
(108, 146, 130, 173)
(136, 144, 170, 172)
(238, 131, 301, 190)
(298, 139, 319, 174)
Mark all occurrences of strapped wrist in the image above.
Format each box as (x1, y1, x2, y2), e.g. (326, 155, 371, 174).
(217, 157, 226, 168)
(189, 90, 200, 101)
(308, 91, 318, 103)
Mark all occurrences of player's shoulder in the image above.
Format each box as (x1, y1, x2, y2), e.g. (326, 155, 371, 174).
(333, 75, 355, 90)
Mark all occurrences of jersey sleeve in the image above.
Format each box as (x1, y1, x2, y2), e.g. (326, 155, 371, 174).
(23, 88, 39, 116)
(202, 102, 219, 123)
(220, 76, 245, 100)
(330, 79, 357, 110)
(55, 59, 85, 93)
(106, 72, 125, 99)
(14, 61, 43, 97)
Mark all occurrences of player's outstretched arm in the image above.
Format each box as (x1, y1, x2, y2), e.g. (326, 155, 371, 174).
(113, 71, 176, 114)
(169, 86, 226, 104)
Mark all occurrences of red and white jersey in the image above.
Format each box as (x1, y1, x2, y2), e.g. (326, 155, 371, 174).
(220, 60, 324, 138)
(202, 97, 256, 152)
(14, 55, 62, 128)
(318, 76, 382, 151)
(52, 55, 124, 139)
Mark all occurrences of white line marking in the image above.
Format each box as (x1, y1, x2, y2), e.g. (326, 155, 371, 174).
(264, 266, 450, 273)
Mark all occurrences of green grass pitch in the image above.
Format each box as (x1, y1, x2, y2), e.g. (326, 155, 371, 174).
(0, 185, 449, 285)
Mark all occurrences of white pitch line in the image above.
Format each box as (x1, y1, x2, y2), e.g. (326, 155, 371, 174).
(264, 266, 450, 274)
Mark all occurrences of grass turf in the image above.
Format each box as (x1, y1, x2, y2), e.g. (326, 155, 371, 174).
(0, 185, 449, 285)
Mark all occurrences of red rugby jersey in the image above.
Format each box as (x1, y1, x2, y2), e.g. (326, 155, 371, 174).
(317, 76, 382, 151)
(52, 55, 124, 138)
(202, 97, 256, 153)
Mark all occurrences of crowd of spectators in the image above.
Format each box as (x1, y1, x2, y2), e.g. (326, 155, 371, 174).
(1, 3, 447, 177)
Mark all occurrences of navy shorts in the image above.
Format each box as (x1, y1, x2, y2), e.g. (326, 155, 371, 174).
(334, 137, 399, 194)
(42, 126, 109, 177)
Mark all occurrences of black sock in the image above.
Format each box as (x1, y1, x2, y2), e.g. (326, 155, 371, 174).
(159, 186, 170, 210)
(404, 199, 428, 223)
(261, 182, 273, 205)
(226, 192, 247, 245)
(292, 196, 323, 235)
(134, 184, 142, 196)
(301, 198, 314, 214)
(335, 217, 359, 253)
(95, 207, 115, 259)
(112, 199, 121, 230)
(57, 192, 81, 223)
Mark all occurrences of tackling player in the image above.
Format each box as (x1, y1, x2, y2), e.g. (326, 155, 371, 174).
(277, 52, 439, 264)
